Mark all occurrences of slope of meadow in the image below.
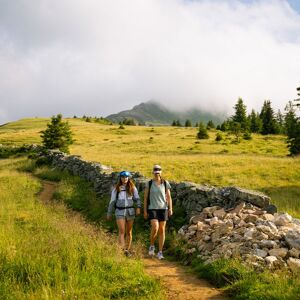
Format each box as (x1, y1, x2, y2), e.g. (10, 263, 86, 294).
(0, 158, 162, 299)
(0, 118, 299, 217)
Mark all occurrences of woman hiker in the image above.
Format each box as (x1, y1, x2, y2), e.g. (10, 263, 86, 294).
(107, 171, 141, 256)
(144, 165, 173, 259)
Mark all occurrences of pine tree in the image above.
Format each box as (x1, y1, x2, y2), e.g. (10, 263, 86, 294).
(197, 122, 209, 139)
(284, 101, 297, 136)
(40, 114, 74, 153)
(249, 109, 262, 133)
(260, 100, 278, 135)
(229, 121, 242, 143)
(276, 109, 285, 134)
(232, 98, 247, 130)
(206, 120, 215, 129)
(185, 119, 192, 127)
(175, 120, 182, 127)
(220, 120, 229, 132)
(287, 87, 300, 155)
(171, 120, 176, 126)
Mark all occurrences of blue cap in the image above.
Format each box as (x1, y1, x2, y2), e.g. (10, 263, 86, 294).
(119, 171, 131, 177)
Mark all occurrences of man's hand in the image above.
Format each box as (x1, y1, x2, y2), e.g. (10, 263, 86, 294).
(136, 208, 141, 216)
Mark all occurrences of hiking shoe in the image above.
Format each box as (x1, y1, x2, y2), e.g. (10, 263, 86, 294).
(157, 251, 164, 260)
(124, 250, 132, 257)
(148, 245, 155, 256)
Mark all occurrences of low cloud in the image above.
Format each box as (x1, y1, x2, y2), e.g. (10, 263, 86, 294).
(0, 0, 300, 123)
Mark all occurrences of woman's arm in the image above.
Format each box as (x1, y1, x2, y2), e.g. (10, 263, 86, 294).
(107, 188, 117, 220)
(133, 187, 141, 215)
(166, 189, 173, 216)
(143, 187, 149, 219)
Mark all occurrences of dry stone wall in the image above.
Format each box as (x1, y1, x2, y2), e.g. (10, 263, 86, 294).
(41, 150, 276, 216)
(39, 149, 300, 273)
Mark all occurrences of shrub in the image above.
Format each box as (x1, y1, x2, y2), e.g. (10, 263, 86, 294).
(197, 122, 209, 139)
(215, 132, 223, 142)
(243, 131, 252, 140)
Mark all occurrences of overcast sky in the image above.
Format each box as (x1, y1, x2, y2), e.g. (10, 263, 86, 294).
(0, 0, 300, 123)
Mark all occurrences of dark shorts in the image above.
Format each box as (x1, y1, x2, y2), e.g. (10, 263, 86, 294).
(148, 209, 168, 222)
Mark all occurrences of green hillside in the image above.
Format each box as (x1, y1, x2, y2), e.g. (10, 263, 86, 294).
(0, 117, 299, 217)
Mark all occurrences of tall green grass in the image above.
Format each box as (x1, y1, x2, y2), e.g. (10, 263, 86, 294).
(0, 158, 163, 299)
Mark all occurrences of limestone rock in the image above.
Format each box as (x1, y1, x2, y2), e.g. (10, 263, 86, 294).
(274, 213, 293, 226)
(287, 258, 300, 274)
(269, 248, 288, 258)
(254, 249, 268, 258)
(289, 248, 300, 258)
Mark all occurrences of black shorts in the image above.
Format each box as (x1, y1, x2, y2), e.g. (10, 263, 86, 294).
(148, 209, 168, 222)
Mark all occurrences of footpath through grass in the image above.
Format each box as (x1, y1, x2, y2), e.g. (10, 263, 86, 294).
(0, 158, 163, 300)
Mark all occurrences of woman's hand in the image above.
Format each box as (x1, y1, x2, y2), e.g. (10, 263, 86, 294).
(136, 208, 141, 216)
(168, 209, 173, 217)
(106, 215, 112, 221)
(144, 211, 148, 220)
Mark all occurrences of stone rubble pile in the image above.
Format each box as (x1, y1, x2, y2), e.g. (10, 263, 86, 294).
(178, 202, 300, 273)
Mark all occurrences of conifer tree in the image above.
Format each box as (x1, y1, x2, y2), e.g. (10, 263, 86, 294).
(206, 120, 215, 129)
(260, 100, 278, 134)
(287, 87, 300, 155)
(185, 119, 192, 127)
(249, 109, 262, 133)
(197, 122, 209, 139)
(276, 109, 285, 134)
(41, 114, 74, 153)
(284, 101, 297, 136)
(232, 98, 247, 130)
(175, 120, 182, 127)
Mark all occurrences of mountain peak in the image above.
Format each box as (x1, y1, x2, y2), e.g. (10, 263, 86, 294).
(106, 101, 224, 125)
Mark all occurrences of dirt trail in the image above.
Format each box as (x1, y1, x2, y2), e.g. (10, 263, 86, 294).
(38, 180, 227, 300)
(143, 258, 226, 300)
(38, 180, 58, 203)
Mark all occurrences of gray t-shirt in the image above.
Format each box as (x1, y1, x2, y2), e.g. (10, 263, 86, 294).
(146, 180, 171, 210)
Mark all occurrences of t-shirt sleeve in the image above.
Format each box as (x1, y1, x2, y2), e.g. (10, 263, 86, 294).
(166, 180, 171, 190)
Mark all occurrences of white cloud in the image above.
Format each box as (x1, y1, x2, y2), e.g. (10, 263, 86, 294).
(0, 0, 300, 123)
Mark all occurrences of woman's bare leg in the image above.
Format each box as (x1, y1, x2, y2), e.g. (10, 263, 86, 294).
(150, 219, 159, 246)
(116, 218, 126, 249)
(125, 220, 134, 250)
(158, 221, 166, 252)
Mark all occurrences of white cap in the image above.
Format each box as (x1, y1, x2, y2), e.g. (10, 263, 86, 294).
(153, 164, 162, 174)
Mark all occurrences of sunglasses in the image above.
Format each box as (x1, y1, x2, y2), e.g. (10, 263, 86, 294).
(153, 168, 161, 171)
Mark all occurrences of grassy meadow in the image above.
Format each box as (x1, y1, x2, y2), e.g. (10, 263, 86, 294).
(0, 158, 162, 299)
(0, 117, 299, 217)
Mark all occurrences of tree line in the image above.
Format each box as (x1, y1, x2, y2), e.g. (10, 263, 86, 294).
(194, 87, 300, 155)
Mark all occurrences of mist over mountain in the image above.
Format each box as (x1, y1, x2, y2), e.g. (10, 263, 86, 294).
(106, 100, 225, 125)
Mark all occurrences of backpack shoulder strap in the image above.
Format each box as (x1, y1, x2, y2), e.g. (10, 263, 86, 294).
(115, 187, 119, 209)
(147, 180, 152, 209)
(163, 179, 167, 192)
